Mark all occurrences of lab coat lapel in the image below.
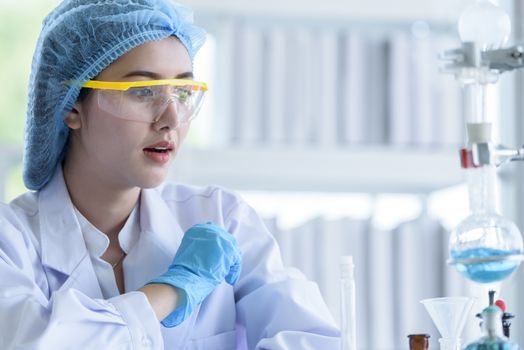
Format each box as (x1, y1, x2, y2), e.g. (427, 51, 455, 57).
(38, 167, 102, 298)
(132, 187, 199, 348)
(140, 187, 183, 257)
(124, 187, 183, 291)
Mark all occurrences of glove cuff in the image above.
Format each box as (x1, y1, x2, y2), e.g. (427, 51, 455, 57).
(147, 269, 216, 327)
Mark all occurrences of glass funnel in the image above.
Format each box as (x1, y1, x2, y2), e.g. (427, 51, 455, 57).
(449, 165, 523, 283)
(421, 297, 475, 350)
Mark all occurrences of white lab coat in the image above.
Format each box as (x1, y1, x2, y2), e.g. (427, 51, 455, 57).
(0, 167, 340, 349)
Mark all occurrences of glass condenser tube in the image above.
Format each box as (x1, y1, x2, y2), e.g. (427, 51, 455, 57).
(464, 83, 488, 124)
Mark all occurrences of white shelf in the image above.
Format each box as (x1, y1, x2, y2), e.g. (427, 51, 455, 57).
(0, 144, 466, 195)
(186, 0, 471, 23)
(169, 146, 465, 193)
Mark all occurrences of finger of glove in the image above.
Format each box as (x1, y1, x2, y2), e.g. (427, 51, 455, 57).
(179, 223, 233, 254)
(189, 223, 238, 245)
(198, 223, 242, 264)
(223, 240, 242, 285)
(174, 223, 240, 271)
(225, 259, 242, 285)
(173, 225, 224, 269)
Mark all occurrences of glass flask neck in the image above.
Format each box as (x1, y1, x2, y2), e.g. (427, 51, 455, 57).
(464, 84, 489, 123)
(481, 307, 505, 339)
(467, 165, 497, 215)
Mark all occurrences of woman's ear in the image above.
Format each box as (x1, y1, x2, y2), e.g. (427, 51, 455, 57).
(64, 103, 83, 130)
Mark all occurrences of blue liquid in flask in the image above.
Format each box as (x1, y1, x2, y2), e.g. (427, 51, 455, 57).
(451, 248, 521, 283)
(464, 340, 520, 350)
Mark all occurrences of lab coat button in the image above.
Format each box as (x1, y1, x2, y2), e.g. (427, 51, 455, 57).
(141, 335, 152, 347)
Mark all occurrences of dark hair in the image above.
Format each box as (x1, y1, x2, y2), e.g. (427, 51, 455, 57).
(77, 88, 91, 102)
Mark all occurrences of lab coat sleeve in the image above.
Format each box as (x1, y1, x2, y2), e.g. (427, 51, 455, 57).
(0, 212, 162, 350)
(225, 200, 341, 350)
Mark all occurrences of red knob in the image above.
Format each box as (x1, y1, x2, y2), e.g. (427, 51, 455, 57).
(495, 299, 506, 312)
(460, 148, 477, 169)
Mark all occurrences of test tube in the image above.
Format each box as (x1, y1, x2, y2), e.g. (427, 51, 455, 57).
(340, 256, 357, 350)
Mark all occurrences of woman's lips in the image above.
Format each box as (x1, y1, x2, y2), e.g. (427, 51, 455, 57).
(143, 141, 174, 164)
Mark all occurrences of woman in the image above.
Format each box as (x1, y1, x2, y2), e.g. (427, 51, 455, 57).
(0, 0, 340, 348)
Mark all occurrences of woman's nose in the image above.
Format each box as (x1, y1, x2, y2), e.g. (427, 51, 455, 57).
(154, 100, 180, 131)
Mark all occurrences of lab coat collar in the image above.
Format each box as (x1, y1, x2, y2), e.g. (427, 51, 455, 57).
(38, 167, 184, 278)
(139, 187, 183, 255)
(122, 187, 184, 291)
(39, 166, 88, 276)
(38, 168, 184, 279)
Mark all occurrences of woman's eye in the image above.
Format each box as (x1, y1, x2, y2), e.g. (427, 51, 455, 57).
(174, 87, 193, 102)
(128, 87, 156, 98)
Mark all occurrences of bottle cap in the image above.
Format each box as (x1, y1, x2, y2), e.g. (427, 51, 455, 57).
(340, 255, 354, 266)
(340, 255, 355, 279)
(407, 334, 430, 338)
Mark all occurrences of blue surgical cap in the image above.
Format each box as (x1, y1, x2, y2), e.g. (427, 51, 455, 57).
(23, 0, 206, 190)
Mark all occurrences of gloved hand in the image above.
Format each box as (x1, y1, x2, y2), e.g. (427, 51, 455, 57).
(147, 223, 242, 327)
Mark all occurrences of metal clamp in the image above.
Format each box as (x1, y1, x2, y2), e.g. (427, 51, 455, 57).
(470, 142, 524, 167)
(484, 45, 524, 73)
(441, 42, 524, 74)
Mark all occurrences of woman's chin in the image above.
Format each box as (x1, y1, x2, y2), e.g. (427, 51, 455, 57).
(138, 171, 168, 189)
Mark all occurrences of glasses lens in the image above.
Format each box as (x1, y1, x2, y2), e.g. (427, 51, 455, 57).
(96, 84, 206, 125)
(154, 85, 206, 123)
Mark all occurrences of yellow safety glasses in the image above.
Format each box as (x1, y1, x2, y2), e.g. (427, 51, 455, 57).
(81, 79, 208, 125)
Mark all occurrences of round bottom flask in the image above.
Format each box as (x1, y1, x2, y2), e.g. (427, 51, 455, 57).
(449, 166, 523, 283)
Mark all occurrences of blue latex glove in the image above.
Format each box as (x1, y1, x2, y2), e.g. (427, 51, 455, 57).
(147, 223, 242, 327)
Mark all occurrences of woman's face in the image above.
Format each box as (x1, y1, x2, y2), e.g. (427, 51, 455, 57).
(66, 37, 193, 190)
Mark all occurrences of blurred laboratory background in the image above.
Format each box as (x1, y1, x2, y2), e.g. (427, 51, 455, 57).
(2, 0, 524, 349)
